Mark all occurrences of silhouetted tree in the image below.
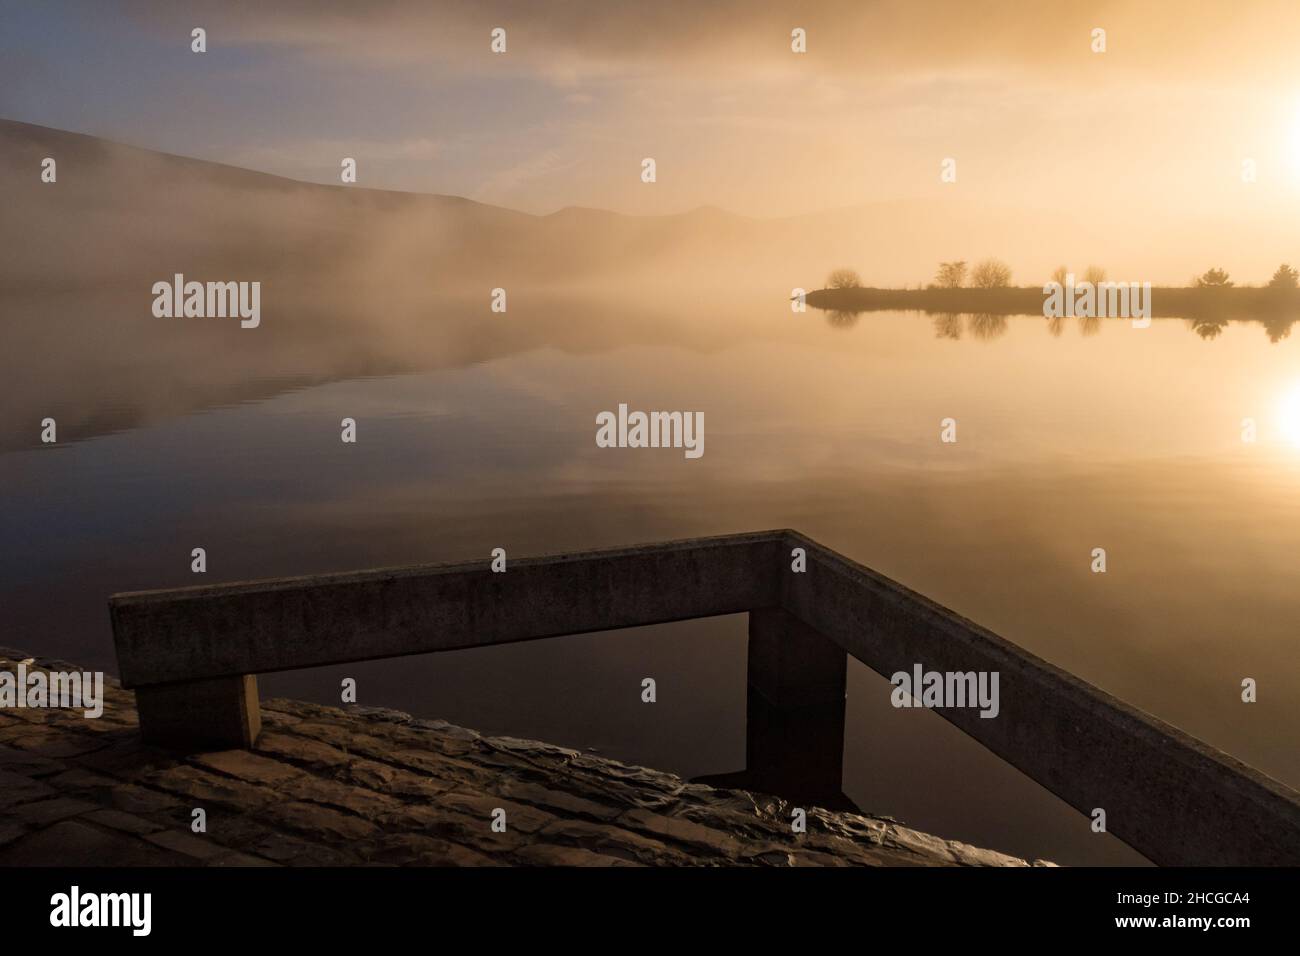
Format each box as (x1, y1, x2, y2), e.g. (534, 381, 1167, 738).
(1196, 267, 1233, 288)
(934, 261, 967, 288)
(1268, 264, 1299, 289)
(1049, 265, 1103, 286)
(971, 259, 1012, 288)
(827, 268, 862, 289)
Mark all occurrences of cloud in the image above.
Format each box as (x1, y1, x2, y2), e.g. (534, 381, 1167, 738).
(111, 0, 1300, 89)
(18, 1, 1300, 222)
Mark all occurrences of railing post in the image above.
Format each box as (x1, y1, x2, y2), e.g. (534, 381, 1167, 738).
(134, 675, 260, 752)
(744, 607, 848, 809)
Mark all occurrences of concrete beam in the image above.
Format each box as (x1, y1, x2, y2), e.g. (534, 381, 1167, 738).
(110, 531, 784, 688)
(781, 531, 1300, 866)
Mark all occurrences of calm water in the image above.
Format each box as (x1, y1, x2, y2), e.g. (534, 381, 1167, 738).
(5, 294, 1300, 866)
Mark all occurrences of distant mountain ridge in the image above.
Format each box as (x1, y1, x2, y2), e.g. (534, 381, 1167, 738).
(0, 118, 1049, 296)
(6, 118, 1298, 292)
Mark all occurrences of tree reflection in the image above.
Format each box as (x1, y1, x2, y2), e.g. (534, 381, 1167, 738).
(1187, 315, 1229, 340)
(807, 306, 1300, 344)
(932, 312, 963, 339)
(968, 312, 1008, 341)
(1262, 315, 1296, 343)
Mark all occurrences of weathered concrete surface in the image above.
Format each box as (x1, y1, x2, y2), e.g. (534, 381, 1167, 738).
(0, 651, 1048, 867)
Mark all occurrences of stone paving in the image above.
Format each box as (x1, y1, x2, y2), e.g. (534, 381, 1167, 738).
(0, 650, 1052, 866)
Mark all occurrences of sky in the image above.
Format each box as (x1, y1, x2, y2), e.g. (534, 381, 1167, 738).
(3, 1, 1300, 242)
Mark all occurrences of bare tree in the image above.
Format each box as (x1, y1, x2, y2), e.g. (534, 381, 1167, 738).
(1049, 265, 1102, 285)
(971, 259, 1012, 289)
(933, 261, 967, 289)
(827, 268, 862, 290)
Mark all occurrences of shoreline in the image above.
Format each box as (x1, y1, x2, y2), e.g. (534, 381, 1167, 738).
(805, 285, 1300, 319)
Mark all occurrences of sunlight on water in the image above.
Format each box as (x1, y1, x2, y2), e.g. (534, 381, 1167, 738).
(1276, 381, 1300, 446)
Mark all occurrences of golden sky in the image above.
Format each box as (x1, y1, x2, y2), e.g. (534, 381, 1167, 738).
(4, 1, 1300, 279)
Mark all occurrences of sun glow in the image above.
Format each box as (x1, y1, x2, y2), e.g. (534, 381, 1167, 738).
(1289, 102, 1300, 183)
(1276, 382, 1300, 445)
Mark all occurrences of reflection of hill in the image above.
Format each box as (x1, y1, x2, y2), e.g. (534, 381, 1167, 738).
(1, 283, 778, 453)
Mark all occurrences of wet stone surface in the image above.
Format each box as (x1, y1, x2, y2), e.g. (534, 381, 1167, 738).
(0, 650, 1053, 867)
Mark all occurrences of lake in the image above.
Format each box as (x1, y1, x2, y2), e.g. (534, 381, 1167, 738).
(5, 292, 1299, 866)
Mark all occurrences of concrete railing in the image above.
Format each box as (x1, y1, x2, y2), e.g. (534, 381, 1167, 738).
(109, 529, 1300, 865)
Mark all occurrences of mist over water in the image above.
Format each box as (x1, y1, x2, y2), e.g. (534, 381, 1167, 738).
(7, 265, 1300, 865)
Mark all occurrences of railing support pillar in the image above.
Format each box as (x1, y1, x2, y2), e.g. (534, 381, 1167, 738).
(744, 607, 848, 808)
(134, 674, 260, 752)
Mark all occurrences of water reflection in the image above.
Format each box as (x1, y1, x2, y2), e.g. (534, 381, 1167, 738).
(968, 312, 1009, 341)
(821, 306, 1300, 343)
(826, 309, 862, 328)
(1277, 383, 1300, 445)
(6, 295, 1300, 867)
(932, 312, 963, 340)
(1188, 315, 1230, 340)
(1263, 316, 1294, 343)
